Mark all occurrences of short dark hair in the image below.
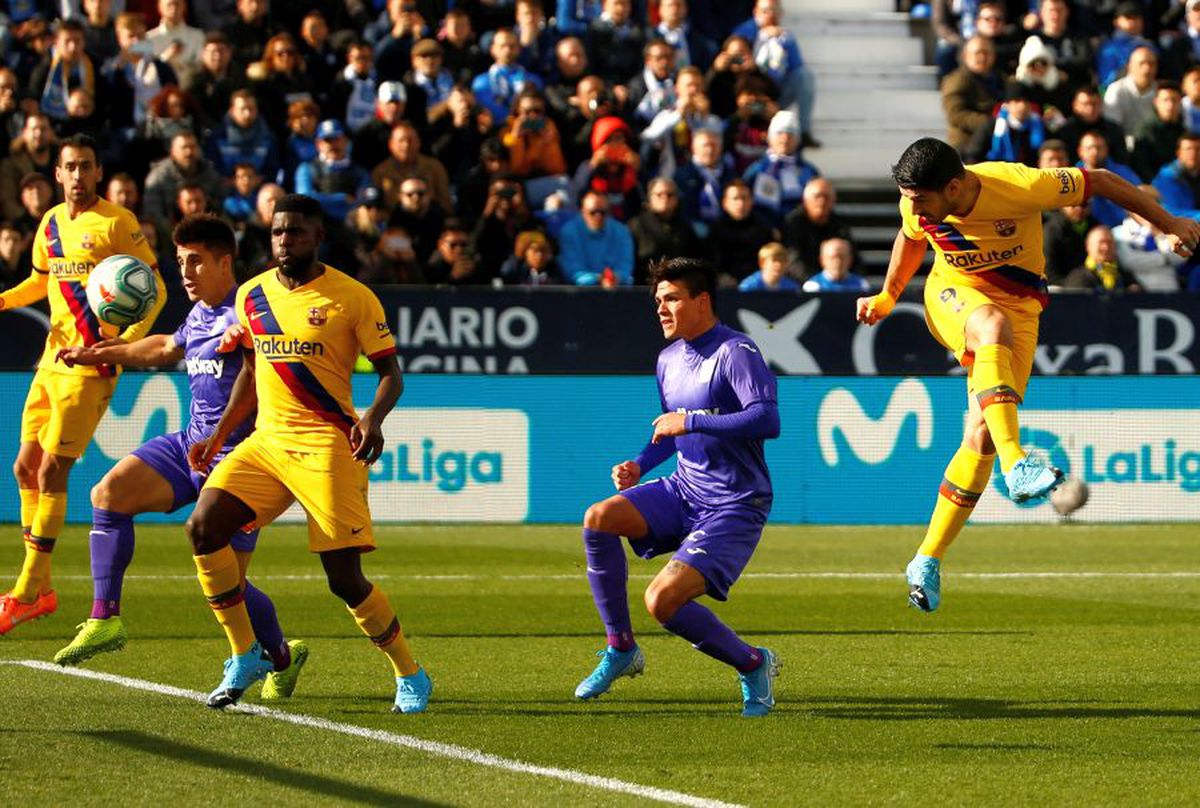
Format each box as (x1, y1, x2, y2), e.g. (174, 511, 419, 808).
(273, 193, 324, 220)
(1157, 80, 1182, 95)
(891, 137, 965, 190)
(58, 133, 99, 164)
(648, 257, 717, 300)
(56, 19, 85, 35)
(1179, 132, 1200, 146)
(173, 213, 236, 257)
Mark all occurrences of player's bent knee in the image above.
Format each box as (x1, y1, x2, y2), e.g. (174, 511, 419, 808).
(185, 510, 229, 556)
(326, 572, 370, 605)
(583, 500, 615, 532)
(643, 583, 686, 624)
(12, 459, 36, 488)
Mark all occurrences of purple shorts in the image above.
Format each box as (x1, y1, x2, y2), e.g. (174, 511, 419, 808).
(130, 431, 259, 552)
(619, 476, 767, 601)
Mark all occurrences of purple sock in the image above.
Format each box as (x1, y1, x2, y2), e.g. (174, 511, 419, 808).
(243, 580, 290, 671)
(90, 508, 135, 619)
(662, 600, 762, 673)
(583, 528, 635, 651)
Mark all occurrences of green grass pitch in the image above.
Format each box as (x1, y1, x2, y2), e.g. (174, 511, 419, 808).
(3, 522, 1200, 806)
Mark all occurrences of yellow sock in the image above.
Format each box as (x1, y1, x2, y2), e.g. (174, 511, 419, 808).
(349, 585, 418, 677)
(973, 343, 1025, 472)
(194, 545, 256, 655)
(918, 446, 996, 559)
(18, 488, 39, 533)
(12, 491, 66, 601)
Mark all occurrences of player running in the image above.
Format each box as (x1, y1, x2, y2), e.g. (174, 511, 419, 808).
(51, 214, 307, 698)
(857, 137, 1200, 613)
(0, 133, 165, 633)
(576, 258, 782, 718)
(185, 194, 429, 712)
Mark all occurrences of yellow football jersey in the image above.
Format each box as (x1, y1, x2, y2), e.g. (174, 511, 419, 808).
(17, 198, 164, 377)
(900, 162, 1090, 307)
(237, 265, 396, 454)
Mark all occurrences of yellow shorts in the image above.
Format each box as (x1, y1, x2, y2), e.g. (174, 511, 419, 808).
(923, 274, 1041, 398)
(21, 368, 117, 459)
(204, 431, 375, 553)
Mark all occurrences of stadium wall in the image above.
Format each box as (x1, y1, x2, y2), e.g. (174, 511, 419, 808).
(0, 372, 1196, 525)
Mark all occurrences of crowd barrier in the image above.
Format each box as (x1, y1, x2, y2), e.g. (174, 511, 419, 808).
(0, 372, 1195, 525)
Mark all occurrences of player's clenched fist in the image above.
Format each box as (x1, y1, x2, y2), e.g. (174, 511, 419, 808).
(612, 460, 641, 491)
(217, 323, 252, 353)
(856, 290, 896, 326)
(188, 436, 219, 475)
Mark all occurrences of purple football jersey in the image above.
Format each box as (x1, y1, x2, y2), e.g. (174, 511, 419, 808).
(172, 289, 251, 448)
(657, 323, 776, 510)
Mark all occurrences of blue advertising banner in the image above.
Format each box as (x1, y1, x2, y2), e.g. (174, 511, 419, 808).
(0, 372, 1195, 525)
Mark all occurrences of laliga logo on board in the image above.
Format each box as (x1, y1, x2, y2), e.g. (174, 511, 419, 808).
(817, 379, 934, 466)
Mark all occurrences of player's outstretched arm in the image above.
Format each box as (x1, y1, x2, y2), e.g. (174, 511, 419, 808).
(1089, 169, 1200, 257)
(351, 353, 403, 465)
(56, 334, 183, 369)
(189, 351, 258, 474)
(856, 231, 928, 326)
(0, 269, 49, 311)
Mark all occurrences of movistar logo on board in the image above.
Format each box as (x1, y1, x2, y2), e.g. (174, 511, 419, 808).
(817, 379, 934, 466)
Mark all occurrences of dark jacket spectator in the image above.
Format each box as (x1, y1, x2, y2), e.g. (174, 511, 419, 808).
(586, 6, 646, 85)
(205, 90, 280, 180)
(1131, 84, 1185, 181)
(142, 131, 225, 221)
(709, 179, 779, 282)
(673, 127, 734, 235)
(471, 175, 542, 281)
(1063, 225, 1143, 291)
(628, 178, 700, 283)
(782, 177, 853, 275)
(387, 175, 446, 266)
(1054, 86, 1131, 165)
(1043, 204, 1099, 284)
(251, 33, 315, 135)
(186, 32, 247, 131)
(942, 36, 1003, 152)
(1152, 137, 1200, 219)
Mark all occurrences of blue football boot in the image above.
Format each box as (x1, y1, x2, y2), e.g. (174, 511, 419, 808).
(1004, 455, 1064, 503)
(906, 554, 941, 613)
(207, 641, 275, 709)
(739, 648, 781, 718)
(393, 667, 433, 714)
(574, 645, 645, 700)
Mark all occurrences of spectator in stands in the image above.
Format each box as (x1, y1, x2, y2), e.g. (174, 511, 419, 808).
(500, 229, 565, 285)
(0, 223, 28, 290)
(931, 0, 968, 78)
(738, 241, 799, 291)
(282, 98, 318, 188)
(143, 130, 225, 221)
(706, 34, 767, 120)
(639, 66, 720, 176)
(62, 87, 102, 140)
(1104, 45, 1158, 140)
(1077, 130, 1141, 227)
(628, 38, 679, 128)
(82, 0, 120, 66)
(655, 0, 716, 71)
(175, 181, 209, 220)
(0, 112, 55, 221)
(0, 69, 23, 162)
(472, 174, 541, 281)
(559, 74, 619, 168)
(345, 186, 390, 259)
(221, 163, 260, 222)
(710, 178, 779, 284)
(558, 187, 635, 285)
(14, 174, 55, 244)
(106, 172, 140, 212)
(558, 0, 641, 36)
(629, 176, 700, 282)
(972, 1, 1022, 75)
(187, 32, 244, 132)
(30, 20, 94, 124)
(802, 237, 869, 293)
(1096, 1, 1153, 89)
(1014, 34, 1072, 125)
(425, 219, 479, 284)
(147, 0, 204, 82)
(253, 33, 315, 135)
(1030, 0, 1093, 87)
(1054, 85, 1130, 164)
(440, 9, 490, 83)
(137, 86, 197, 159)
(295, 119, 369, 223)
(503, 87, 568, 179)
(328, 41, 381, 136)
(587, 0, 647, 86)
(943, 36, 1002, 153)
(1064, 224, 1143, 291)
(358, 225, 424, 285)
(389, 176, 444, 266)
(1132, 81, 1185, 181)
(723, 72, 778, 174)
(297, 10, 339, 94)
(1161, 0, 1200, 81)
(733, 0, 816, 145)
(238, 181, 284, 271)
(430, 84, 492, 193)
(353, 82, 417, 178)
(473, 28, 544, 126)
(206, 88, 279, 180)
(969, 81, 1046, 165)
(458, 137, 510, 219)
(545, 37, 589, 120)
(782, 176, 853, 276)
(1037, 138, 1070, 168)
(103, 12, 177, 130)
(573, 114, 642, 220)
(515, 0, 561, 80)
(1153, 132, 1200, 218)
(1183, 66, 1200, 134)
(743, 110, 818, 225)
(408, 38, 456, 122)
(1042, 201, 1098, 283)
(224, 0, 279, 70)
(674, 127, 733, 237)
(372, 121, 453, 213)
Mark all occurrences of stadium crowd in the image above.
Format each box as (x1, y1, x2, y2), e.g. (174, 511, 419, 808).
(0, 0, 878, 295)
(935, 0, 1200, 291)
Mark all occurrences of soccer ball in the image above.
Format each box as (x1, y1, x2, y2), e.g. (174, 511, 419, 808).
(86, 254, 158, 328)
(1050, 478, 1089, 516)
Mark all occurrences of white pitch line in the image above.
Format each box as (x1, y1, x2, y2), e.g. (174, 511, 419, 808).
(2, 659, 743, 808)
(49, 571, 1200, 582)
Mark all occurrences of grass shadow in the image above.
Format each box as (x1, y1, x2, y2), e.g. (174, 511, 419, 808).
(803, 696, 1200, 722)
(80, 729, 446, 806)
